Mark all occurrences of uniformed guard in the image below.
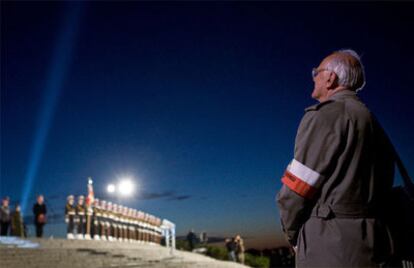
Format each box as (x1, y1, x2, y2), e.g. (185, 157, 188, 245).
(143, 212, 149, 243)
(148, 215, 154, 244)
(117, 205, 124, 241)
(126, 207, 131, 241)
(155, 217, 162, 244)
(76, 195, 86, 239)
(92, 198, 101, 240)
(137, 210, 144, 242)
(65, 195, 76, 239)
(276, 50, 396, 267)
(100, 200, 107, 240)
(122, 206, 129, 241)
(120, 205, 127, 241)
(84, 200, 93, 239)
(111, 203, 118, 241)
(157, 217, 162, 244)
(132, 209, 138, 242)
(143, 213, 150, 243)
(107, 201, 114, 241)
(136, 210, 143, 242)
(130, 209, 135, 242)
(140, 212, 147, 243)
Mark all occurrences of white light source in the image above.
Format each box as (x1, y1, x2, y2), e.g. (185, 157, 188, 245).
(107, 184, 116, 193)
(118, 179, 134, 196)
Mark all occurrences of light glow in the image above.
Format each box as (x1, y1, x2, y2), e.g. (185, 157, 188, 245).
(107, 184, 116, 193)
(118, 179, 134, 196)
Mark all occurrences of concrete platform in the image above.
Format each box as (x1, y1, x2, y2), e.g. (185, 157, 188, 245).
(0, 237, 246, 268)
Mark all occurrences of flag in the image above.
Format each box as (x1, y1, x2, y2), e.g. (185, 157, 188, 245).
(86, 177, 94, 206)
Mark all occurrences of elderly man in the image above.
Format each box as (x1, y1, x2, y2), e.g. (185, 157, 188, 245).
(277, 49, 395, 266)
(33, 195, 47, 238)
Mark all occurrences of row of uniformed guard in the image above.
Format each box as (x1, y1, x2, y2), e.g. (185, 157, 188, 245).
(65, 195, 162, 243)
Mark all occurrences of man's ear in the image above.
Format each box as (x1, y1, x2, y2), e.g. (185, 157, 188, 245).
(326, 72, 338, 90)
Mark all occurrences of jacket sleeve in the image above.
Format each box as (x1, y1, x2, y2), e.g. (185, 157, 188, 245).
(276, 108, 345, 246)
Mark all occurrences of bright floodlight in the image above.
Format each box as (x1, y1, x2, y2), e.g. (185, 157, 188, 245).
(107, 184, 116, 193)
(118, 179, 134, 196)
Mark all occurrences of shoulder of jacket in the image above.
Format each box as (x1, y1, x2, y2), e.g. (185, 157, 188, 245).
(304, 99, 336, 112)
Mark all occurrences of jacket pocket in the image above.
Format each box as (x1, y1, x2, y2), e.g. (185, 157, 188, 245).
(297, 224, 307, 261)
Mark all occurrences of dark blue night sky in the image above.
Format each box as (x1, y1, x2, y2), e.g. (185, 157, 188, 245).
(1, 2, 414, 248)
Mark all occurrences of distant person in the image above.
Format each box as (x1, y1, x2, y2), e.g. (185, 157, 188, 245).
(200, 231, 208, 244)
(276, 50, 397, 266)
(65, 195, 76, 239)
(225, 238, 236, 262)
(0, 197, 11, 236)
(186, 229, 197, 251)
(11, 204, 24, 237)
(33, 195, 47, 238)
(76, 195, 86, 239)
(235, 235, 245, 264)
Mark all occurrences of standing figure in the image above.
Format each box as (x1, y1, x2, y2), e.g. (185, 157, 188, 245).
(99, 200, 107, 240)
(276, 49, 396, 266)
(0, 197, 11, 236)
(92, 198, 101, 240)
(155, 218, 162, 244)
(91, 198, 102, 240)
(76, 195, 86, 239)
(33, 195, 47, 238)
(119, 205, 125, 241)
(149, 215, 155, 243)
(143, 213, 149, 243)
(137, 210, 144, 242)
(235, 235, 245, 264)
(186, 229, 197, 251)
(122, 206, 128, 241)
(11, 204, 24, 237)
(106, 202, 113, 241)
(133, 209, 139, 242)
(112, 203, 119, 241)
(127, 208, 134, 241)
(225, 238, 237, 262)
(65, 195, 76, 239)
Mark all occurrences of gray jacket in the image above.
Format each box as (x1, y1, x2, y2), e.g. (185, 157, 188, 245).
(277, 90, 395, 267)
(0, 205, 11, 223)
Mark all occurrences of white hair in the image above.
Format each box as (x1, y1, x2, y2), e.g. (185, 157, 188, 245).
(325, 49, 366, 92)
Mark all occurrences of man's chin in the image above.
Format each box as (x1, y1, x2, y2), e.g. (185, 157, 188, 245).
(311, 91, 318, 100)
(311, 91, 323, 102)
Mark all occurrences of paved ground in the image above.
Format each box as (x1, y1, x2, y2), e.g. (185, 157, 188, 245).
(0, 237, 247, 268)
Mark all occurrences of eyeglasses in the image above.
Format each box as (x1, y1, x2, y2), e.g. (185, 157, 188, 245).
(312, 68, 331, 78)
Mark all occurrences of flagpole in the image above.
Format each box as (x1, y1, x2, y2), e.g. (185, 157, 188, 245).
(85, 177, 94, 240)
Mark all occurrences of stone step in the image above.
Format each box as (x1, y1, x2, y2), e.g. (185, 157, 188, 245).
(0, 238, 247, 268)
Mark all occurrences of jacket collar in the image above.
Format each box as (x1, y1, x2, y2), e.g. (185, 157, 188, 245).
(328, 89, 358, 101)
(305, 90, 359, 112)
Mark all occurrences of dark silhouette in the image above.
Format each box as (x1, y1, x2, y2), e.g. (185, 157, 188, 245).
(225, 238, 237, 262)
(0, 197, 11, 236)
(186, 229, 197, 251)
(33, 195, 47, 237)
(11, 204, 24, 237)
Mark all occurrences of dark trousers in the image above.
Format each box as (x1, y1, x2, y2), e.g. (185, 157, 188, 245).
(67, 216, 75, 234)
(0, 221, 10, 236)
(77, 216, 85, 235)
(35, 223, 44, 237)
(92, 217, 100, 237)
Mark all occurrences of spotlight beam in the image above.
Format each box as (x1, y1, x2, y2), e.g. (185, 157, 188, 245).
(20, 4, 84, 214)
